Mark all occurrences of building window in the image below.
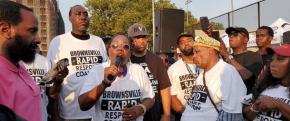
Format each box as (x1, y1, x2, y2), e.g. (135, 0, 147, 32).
(41, 37, 47, 42)
(28, 0, 33, 6)
(41, 22, 47, 27)
(40, 8, 46, 15)
(40, 15, 47, 21)
(16, 0, 22, 3)
(40, 0, 46, 7)
(41, 44, 48, 50)
(41, 29, 47, 34)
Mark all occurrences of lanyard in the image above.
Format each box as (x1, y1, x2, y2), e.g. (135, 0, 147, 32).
(184, 61, 200, 75)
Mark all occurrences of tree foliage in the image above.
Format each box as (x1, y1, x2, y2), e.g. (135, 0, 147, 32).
(86, 0, 224, 40)
(86, 0, 177, 37)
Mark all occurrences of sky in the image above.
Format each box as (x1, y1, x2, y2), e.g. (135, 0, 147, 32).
(58, 0, 261, 32)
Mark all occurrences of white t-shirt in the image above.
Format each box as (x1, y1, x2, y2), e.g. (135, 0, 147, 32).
(47, 32, 107, 119)
(254, 85, 290, 121)
(80, 61, 155, 121)
(23, 53, 49, 121)
(168, 59, 200, 105)
(181, 59, 247, 121)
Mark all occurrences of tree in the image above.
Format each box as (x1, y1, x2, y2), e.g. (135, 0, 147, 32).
(86, 0, 224, 49)
(184, 11, 199, 33)
(86, 0, 175, 37)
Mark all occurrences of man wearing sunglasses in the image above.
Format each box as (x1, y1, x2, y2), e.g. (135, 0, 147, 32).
(79, 35, 155, 121)
(220, 27, 263, 94)
(128, 23, 172, 121)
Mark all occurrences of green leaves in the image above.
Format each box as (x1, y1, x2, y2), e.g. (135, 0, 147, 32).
(86, 0, 176, 37)
(86, 0, 224, 49)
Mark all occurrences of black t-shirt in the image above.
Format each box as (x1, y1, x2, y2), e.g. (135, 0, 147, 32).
(261, 53, 272, 66)
(233, 51, 263, 94)
(131, 51, 171, 121)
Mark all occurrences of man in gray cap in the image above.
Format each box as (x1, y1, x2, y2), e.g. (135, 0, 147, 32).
(128, 23, 171, 121)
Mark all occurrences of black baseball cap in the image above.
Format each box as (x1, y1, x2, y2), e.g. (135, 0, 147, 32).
(176, 32, 194, 44)
(226, 27, 249, 39)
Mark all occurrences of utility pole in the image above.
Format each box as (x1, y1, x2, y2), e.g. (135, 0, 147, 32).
(231, 0, 234, 26)
(185, 0, 192, 26)
(152, 0, 155, 52)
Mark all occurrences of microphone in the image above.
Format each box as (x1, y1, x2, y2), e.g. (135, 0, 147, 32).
(42, 58, 69, 85)
(107, 55, 123, 81)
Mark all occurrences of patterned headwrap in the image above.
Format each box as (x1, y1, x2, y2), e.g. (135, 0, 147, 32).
(193, 34, 220, 51)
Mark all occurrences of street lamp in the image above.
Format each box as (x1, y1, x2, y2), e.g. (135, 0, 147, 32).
(185, 0, 192, 26)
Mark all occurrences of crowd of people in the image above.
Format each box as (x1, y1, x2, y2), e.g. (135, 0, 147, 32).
(0, 1, 289, 121)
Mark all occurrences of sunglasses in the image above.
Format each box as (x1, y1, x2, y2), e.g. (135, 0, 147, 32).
(110, 44, 130, 50)
(228, 32, 247, 38)
(228, 32, 239, 37)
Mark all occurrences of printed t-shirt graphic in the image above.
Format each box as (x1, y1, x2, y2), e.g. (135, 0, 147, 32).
(47, 32, 107, 119)
(254, 85, 290, 121)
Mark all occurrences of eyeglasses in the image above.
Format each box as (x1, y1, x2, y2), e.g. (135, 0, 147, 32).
(110, 44, 130, 50)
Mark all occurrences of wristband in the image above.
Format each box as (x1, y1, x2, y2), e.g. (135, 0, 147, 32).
(102, 80, 111, 87)
(137, 104, 146, 115)
(225, 55, 234, 62)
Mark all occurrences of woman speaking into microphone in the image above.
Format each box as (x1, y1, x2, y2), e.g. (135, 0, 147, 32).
(78, 35, 155, 121)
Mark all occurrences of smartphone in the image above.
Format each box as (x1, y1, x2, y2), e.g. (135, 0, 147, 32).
(211, 31, 220, 41)
(200, 16, 209, 32)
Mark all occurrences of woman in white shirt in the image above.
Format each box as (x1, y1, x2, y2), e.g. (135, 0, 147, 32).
(243, 44, 290, 121)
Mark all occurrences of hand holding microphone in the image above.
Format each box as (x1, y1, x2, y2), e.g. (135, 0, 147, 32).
(103, 55, 123, 85)
(43, 58, 69, 85)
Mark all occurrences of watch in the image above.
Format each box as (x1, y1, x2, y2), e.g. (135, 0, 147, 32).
(225, 55, 234, 62)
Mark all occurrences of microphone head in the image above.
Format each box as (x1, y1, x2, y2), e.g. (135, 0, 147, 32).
(108, 55, 123, 81)
(115, 55, 123, 66)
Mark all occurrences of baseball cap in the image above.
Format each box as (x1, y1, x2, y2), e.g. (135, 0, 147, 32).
(225, 27, 249, 39)
(127, 23, 149, 38)
(267, 44, 290, 57)
(176, 32, 194, 44)
(283, 31, 290, 44)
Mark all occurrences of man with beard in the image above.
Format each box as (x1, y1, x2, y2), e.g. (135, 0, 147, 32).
(167, 33, 200, 121)
(128, 23, 171, 121)
(0, 1, 41, 121)
(47, 5, 107, 121)
(21, 46, 50, 121)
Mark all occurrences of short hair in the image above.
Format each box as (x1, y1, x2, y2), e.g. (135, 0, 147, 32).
(257, 26, 274, 37)
(111, 35, 129, 44)
(69, 5, 83, 16)
(0, 1, 32, 25)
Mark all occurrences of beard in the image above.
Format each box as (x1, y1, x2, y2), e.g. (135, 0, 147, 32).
(132, 45, 146, 55)
(180, 47, 193, 56)
(7, 35, 37, 63)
